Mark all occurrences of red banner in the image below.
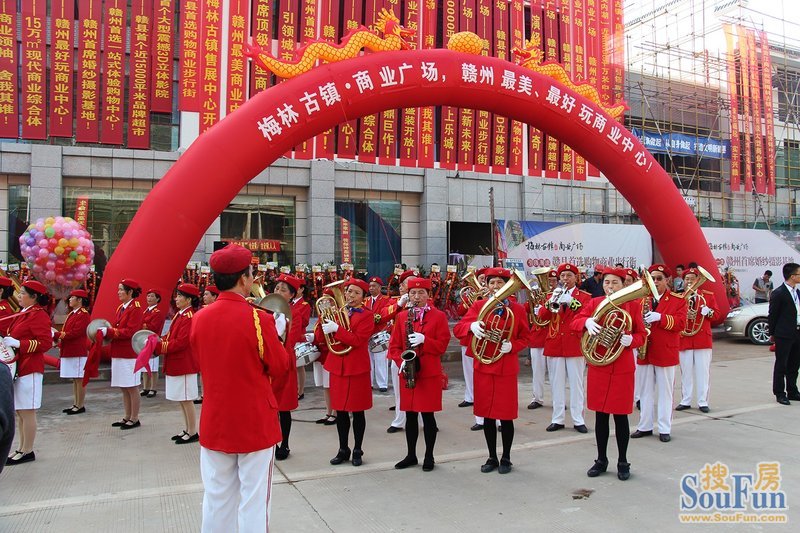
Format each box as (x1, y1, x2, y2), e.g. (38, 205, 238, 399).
(358, 1, 379, 164)
(572, 0, 587, 180)
(76, 0, 102, 142)
(377, 0, 402, 166)
(0, 1, 17, 138)
(294, 0, 317, 159)
(508, 0, 524, 176)
(128, 0, 153, 149)
(75, 197, 90, 228)
(337, 0, 362, 160)
(543, 0, 559, 178)
(418, 0, 437, 168)
(724, 25, 741, 192)
(398, 0, 420, 167)
(179, 0, 201, 111)
(316, 0, 340, 159)
(199, 0, 223, 133)
(20, 0, 46, 140)
(49, 0, 75, 138)
(527, 1, 544, 177)
(747, 29, 765, 194)
(439, 0, 458, 169)
(151, 0, 174, 113)
(559, 0, 574, 179)
(585, 0, 600, 177)
(250, 0, 273, 97)
(227, 239, 281, 252)
(473, 0, 492, 173)
(598, 0, 612, 108)
(612, 0, 625, 110)
(737, 26, 753, 192)
(100, 0, 127, 144)
(341, 218, 352, 263)
(760, 31, 776, 196)
(491, 0, 509, 174)
(457, 0, 476, 171)
(227, 0, 249, 116)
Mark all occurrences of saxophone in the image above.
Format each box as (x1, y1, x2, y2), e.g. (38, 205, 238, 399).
(638, 295, 654, 360)
(400, 303, 420, 389)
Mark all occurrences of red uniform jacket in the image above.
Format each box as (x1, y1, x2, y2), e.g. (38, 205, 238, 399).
(318, 305, 373, 377)
(57, 308, 90, 358)
(537, 287, 593, 357)
(453, 298, 530, 376)
(524, 302, 548, 348)
(143, 306, 166, 337)
(0, 299, 14, 320)
(108, 299, 144, 359)
(191, 291, 290, 453)
(387, 306, 451, 380)
(4, 306, 53, 377)
(638, 291, 687, 367)
(156, 308, 198, 376)
(364, 294, 391, 313)
(373, 296, 403, 330)
(679, 290, 719, 350)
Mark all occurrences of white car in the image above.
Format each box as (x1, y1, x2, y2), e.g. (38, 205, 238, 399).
(723, 303, 770, 345)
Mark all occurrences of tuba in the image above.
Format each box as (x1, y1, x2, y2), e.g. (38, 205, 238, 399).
(253, 293, 293, 342)
(471, 270, 532, 364)
(681, 265, 716, 337)
(458, 271, 487, 309)
(314, 280, 352, 356)
(527, 267, 553, 328)
(581, 270, 658, 367)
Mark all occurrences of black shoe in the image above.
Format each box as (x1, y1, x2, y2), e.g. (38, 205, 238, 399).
(120, 420, 141, 430)
(470, 423, 484, 431)
(699, 406, 710, 413)
(587, 459, 609, 477)
(546, 423, 565, 432)
(275, 447, 290, 460)
(458, 401, 474, 408)
(787, 393, 800, 401)
(66, 406, 86, 415)
(193, 397, 203, 405)
(378, 388, 387, 393)
(777, 396, 791, 406)
(574, 424, 588, 434)
(172, 431, 188, 441)
(389, 406, 396, 411)
(330, 448, 351, 465)
(351, 449, 363, 467)
(297, 393, 305, 400)
(675, 404, 691, 411)
(394, 456, 418, 469)
(6, 451, 35, 465)
(480, 458, 499, 473)
(630, 430, 652, 438)
(527, 401, 543, 409)
(659, 433, 671, 442)
(146, 390, 157, 398)
(175, 433, 199, 444)
(636, 400, 640, 411)
(617, 461, 631, 481)
(111, 419, 130, 427)
(63, 405, 77, 413)
(140, 390, 149, 397)
(323, 415, 337, 426)
(422, 458, 435, 472)
(387, 425, 403, 434)
(498, 459, 512, 474)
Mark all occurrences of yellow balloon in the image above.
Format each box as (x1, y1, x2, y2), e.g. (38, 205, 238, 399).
(76, 255, 86, 264)
(54, 246, 65, 255)
(65, 258, 75, 267)
(58, 238, 68, 247)
(69, 238, 79, 248)
(45, 217, 55, 225)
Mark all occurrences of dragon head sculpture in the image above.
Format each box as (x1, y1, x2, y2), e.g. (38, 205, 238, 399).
(512, 38, 544, 66)
(375, 8, 416, 50)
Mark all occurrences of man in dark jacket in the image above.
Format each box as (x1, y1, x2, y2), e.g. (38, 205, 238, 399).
(768, 262, 800, 405)
(0, 363, 14, 474)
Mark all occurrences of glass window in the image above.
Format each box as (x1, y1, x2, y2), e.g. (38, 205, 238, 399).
(221, 195, 296, 265)
(6, 185, 30, 262)
(334, 200, 401, 278)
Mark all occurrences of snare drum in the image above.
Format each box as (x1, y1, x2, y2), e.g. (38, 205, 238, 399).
(294, 341, 321, 367)
(368, 330, 391, 353)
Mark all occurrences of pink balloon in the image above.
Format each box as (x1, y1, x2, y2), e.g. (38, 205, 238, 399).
(46, 261, 56, 271)
(38, 239, 48, 249)
(38, 248, 48, 258)
(44, 271, 56, 281)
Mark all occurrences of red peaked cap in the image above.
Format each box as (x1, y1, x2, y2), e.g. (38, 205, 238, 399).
(406, 277, 431, 290)
(146, 288, 162, 297)
(177, 283, 200, 297)
(210, 244, 252, 274)
(276, 273, 303, 291)
(69, 289, 89, 299)
(121, 278, 140, 290)
(399, 270, 416, 283)
(602, 268, 628, 281)
(648, 264, 672, 277)
(205, 285, 219, 295)
(625, 269, 639, 280)
(557, 263, 579, 276)
(368, 276, 384, 285)
(484, 267, 511, 282)
(345, 278, 370, 295)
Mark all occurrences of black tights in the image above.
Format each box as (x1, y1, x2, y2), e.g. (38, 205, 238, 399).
(405, 412, 438, 460)
(336, 411, 366, 450)
(483, 418, 514, 461)
(595, 412, 629, 463)
(278, 411, 291, 450)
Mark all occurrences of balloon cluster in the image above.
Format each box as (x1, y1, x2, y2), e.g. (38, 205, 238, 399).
(19, 217, 95, 298)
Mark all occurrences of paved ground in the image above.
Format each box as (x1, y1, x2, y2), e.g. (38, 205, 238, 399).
(0, 336, 797, 532)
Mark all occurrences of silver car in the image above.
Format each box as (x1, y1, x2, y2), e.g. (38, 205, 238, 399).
(723, 303, 770, 345)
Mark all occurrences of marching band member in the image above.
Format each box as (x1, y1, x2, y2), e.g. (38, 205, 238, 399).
(365, 276, 390, 393)
(141, 288, 166, 398)
(316, 278, 374, 466)
(526, 269, 557, 410)
(572, 268, 647, 481)
(537, 263, 592, 433)
(57, 289, 91, 415)
(4, 280, 53, 465)
(312, 289, 336, 426)
(156, 283, 201, 444)
(632, 264, 687, 443)
(190, 244, 289, 531)
(388, 277, 450, 471)
(195, 285, 218, 405)
(294, 282, 310, 401)
(103, 279, 145, 430)
(459, 267, 487, 431)
(676, 268, 719, 413)
(0, 277, 15, 319)
(454, 268, 529, 474)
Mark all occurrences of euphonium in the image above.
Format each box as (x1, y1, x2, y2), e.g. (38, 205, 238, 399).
(527, 267, 552, 327)
(681, 265, 716, 337)
(581, 270, 658, 367)
(471, 270, 532, 364)
(314, 280, 352, 356)
(457, 271, 485, 308)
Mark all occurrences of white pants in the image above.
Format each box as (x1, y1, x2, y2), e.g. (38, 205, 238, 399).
(461, 346, 482, 424)
(633, 350, 644, 403)
(529, 347, 546, 403)
(370, 349, 388, 389)
(637, 364, 676, 435)
(390, 361, 405, 428)
(546, 356, 585, 426)
(201, 446, 275, 533)
(679, 349, 712, 407)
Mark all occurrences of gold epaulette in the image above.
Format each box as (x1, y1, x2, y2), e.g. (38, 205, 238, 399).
(669, 291, 682, 298)
(134, 301, 141, 308)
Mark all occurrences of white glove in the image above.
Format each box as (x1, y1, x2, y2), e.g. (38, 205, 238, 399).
(499, 340, 512, 354)
(304, 332, 315, 343)
(470, 321, 486, 339)
(558, 292, 573, 304)
(3, 337, 20, 349)
(273, 312, 287, 338)
(322, 320, 339, 335)
(397, 293, 410, 308)
(408, 332, 425, 347)
(700, 306, 711, 317)
(644, 311, 662, 324)
(620, 334, 633, 347)
(584, 317, 601, 336)
(98, 327, 108, 336)
(534, 305, 542, 314)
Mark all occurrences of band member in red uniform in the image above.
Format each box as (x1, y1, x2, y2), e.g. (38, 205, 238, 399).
(388, 277, 451, 471)
(310, 294, 336, 426)
(0, 277, 15, 319)
(572, 268, 647, 481)
(316, 278, 374, 466)
(526, 269, 557, 410)
(4, 280, 53, 465)
(195, 285, 218, 406)
(190, 244, 289, 531)
(141, 289, 167, 398)
(100, 279, 145, 430)
(677, 268, 719, 413)
(537, 263, 593, 433)
(293, 282, 311, 401)
(365, 276, 391, 392)
(454, 268, 529, 474)
(632, 264, 687, 443)
(458, 268, 487, 431)
(56, 289, 91, 415)
(156, 283, 200, 444)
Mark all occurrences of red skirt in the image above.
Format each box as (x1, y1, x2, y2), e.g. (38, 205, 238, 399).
(330, 372, 373, 412)
(399, 374, 442, 413)
(273, 364, 298, 412)
(587, 366, 634, 415)
(473, 372, 518, 420)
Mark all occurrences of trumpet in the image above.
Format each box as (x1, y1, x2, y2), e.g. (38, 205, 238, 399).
(547, 286, 565, 312)
(471, 270, 532, 364)
(314, 280, 352, 356)
(681, 265, 716, 337)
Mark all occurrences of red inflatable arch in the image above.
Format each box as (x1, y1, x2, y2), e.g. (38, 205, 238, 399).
(93, 49, 728, 319)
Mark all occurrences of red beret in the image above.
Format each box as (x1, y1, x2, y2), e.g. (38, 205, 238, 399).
(345, 278, 370, 295)
(683, 268, 700, 278)
(399, 270, 415, 283)
(121, 278, 140, 290)
(476, 267, 488, 277)
(205, 285, 219, 295)
(484, 267, 511, 281)
(406, 277, 431, 290)
(177, 283, 200, 297)
(594, 264, 605, 273)
(625, 268, 639, 280)
(146, 288, 162, 297)
(548, 270, 558, 279)
(276, 273, 302, 291)
(0, 277, 12, 288)
(557, 263, 579, 276)
(69, 289, 89, 299)
(23, 280, 48, 295)
(210, 244, 252, 274)
(368, 276, 384, 285)
(648, 264, 672, 277)
(602, 268, 628, 281)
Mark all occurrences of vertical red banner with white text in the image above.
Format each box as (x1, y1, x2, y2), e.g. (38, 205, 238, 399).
(760, 31, 776, 196)
(358, 1, 379, 164)
(724, 26, 741, 192)
(457, 0, 476, 171)
(0, 1, 17, 138)
(527, 1, 544, 177)
(151, 0, 174, 113)
(101, 0, 127, 144)
(49, 0, 75, 138)
(179, 0, 201, 111)
(294, 0, 317, 159)
(341, 218, 352, 264)
(737, 26, 753, 192)
(21, 0, 46, 140)
(418, 0, 437, 168)
(128, 0, 153, 149)
(473, 0, 492, 173)
(398, 0, 420, 167)
(337, 0, 362, 160)
(199, 0, 223, 133)
(276, 0, 298, 157)
(508, 0, 524, 176)
(76, 0, 102, 142)
(250, 0, 273, 97)
(439, 0, 458, 170)
(572, 0, 587, 180)
(491, 0, 510, 174)
(559, 0, 574, 180)
(316, 0, 340, 159)
(746, 29, 765, 194)
(377, 0, 401, 166)
(584, 0, 600, 177)
(226, 0, 249, 115)
(75, 197, 90, 228)
(543, 0, 560, 178)
(611, 0, 625, 109)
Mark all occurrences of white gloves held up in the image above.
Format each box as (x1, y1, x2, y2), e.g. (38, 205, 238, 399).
(273, 312, 287, 338)
(322, 320, 339, 335)
(558, 292, 573, 305)
(397, 294, 409, 308)
(408, 332, 425, 347)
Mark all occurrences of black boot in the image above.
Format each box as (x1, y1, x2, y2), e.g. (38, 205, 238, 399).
(587, 459, 609, 477)
(329, 448, 351, 465)
(394, 455, 418, 469)
(617, 461, 631, 481)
